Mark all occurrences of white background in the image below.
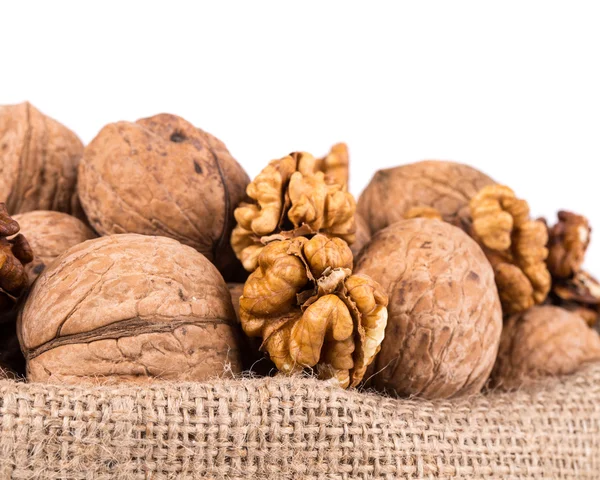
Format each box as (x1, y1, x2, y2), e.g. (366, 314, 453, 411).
(1, 1, 599, 273)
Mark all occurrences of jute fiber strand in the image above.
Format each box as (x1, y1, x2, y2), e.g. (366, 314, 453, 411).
(1, 364, 599, 479)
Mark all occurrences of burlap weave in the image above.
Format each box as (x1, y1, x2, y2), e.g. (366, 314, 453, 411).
(1, 363, 599, 479)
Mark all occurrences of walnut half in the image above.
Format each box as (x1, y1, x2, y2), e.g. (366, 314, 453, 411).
(231, 149, 356, 272)
(239, 234, 388, 388)
(543, 211, 599, 327)
(464, 185, 551, 314)
(0, 203, 33, 314)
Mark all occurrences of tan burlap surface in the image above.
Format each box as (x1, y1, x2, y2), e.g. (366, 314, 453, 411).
(1, 363, 599, 480)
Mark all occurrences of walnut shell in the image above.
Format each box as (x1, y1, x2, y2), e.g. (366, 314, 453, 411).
(0, 102, 83, 215)
(78, 114, 250, 280)
(357, 161, 495, 234)
(491, 306, 600, 390)
(12, 211, 96, 285)
(227, 283, 244, 323)
(355, 218, 502, 399)
(350, 213, 371, 259)
(18, 234, 243, 384)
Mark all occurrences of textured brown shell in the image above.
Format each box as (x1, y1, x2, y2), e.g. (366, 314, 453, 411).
(0, 102, 83, 215)
(77, 114, 250, 279)
(12, 211, 96, 285)
(18, 234, 242, 384)
(350, 213, 371, 260)
(355, 218, 502, 399)
(227, 283, 244, 323)
(491, 306, 600, 390)
(357, 161, 495, 234)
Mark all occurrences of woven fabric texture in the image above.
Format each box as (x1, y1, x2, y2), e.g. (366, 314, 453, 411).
(1, 363, 599, 480)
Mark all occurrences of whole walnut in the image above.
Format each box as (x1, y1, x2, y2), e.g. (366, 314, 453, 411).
(355, 218, 503, 399)
(18, 234, 243, 384)
(78, 114, 250, 280)
(357, 161, 495, 234)
(12, 211, 96, 285)
(491, 306, 600, 390)
(0, 102, 83, 215)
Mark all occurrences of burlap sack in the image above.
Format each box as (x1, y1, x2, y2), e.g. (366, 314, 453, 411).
(1, 363, 599, 479)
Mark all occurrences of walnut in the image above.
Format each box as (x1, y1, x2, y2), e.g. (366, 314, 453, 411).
(551, 271, 600, 327)
(0, 203, 33, 312)
(315, 143, 349, 188)
(228, 282, 275, 375)
(227, 283, 244, 323)
(12, 211, 96, 285)
(0, 102, 83, 215)
(350, 213, 371, 259)
(239, 234, 388, 388)
(491, 306, 600, 390)
(231, 150, 356, 272)
(462, 185, 551, 314)
(18, 234, 243, 384)
(547, 211, 590, 279)
(403, 206, 443, 220)
(542, 211, 599, 326)
(355, 218, 502, 399)
(77, 114, 250, 280)
(357, 161, 495, 234)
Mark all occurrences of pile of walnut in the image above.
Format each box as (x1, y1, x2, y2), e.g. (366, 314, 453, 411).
(1, 102, 599, 399)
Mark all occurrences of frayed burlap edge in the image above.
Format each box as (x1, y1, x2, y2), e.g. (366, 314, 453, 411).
(1, 363, 599, 480)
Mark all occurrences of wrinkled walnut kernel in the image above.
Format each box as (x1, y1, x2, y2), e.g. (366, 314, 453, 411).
(0, 203, 33, 312)
(315, 143, 349, 189)
(403, 206, 443, 221)
(543, 211, 599, 326)
(547, 211, 590, 279)
(232, 150, 356, 272)
(551, 271, 600, 327)
(239, 234, 387, 388)
(465, 185, 550, 314)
